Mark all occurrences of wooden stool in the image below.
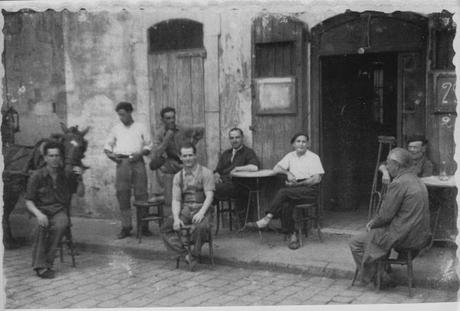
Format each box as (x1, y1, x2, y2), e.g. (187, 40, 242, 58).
(215, 197, 234, 235)
(59, 221, 76, 267)
(294, 201, 322, 246)
(376, 249, 417, 297)
(351, 248, 417, 297)
(133, 197, 165, 243)
(176, 225, 215, 270)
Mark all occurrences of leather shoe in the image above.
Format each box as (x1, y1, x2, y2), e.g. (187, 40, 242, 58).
(36, 268, 55, 279)
(117, 228, 132, 239)
(288, 233, 300, 250)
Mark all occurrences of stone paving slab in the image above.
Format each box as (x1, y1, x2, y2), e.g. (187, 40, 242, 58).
(7, 213, 460, 291)
(3, 248, 458, 309)
(64, 216, 459, 290)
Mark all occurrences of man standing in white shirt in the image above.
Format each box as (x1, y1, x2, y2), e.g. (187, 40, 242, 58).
(246, 133, 324, 249)
(104, 102, 152, 239)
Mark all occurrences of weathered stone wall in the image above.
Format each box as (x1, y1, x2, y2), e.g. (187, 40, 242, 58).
(62, 10, 148, 217)
(2, 1, 458, 219)
(3, 10, 66, 145)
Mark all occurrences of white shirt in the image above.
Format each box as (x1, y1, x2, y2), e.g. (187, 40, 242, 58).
(276, 150, 324, 180)
(104, 122, 152, 155)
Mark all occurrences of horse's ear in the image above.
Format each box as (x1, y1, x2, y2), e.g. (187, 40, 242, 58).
(60, 122, 69, 133)
(81, 126, 90, 137)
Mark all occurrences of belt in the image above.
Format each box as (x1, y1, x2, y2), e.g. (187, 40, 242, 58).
(116, 154, 130, 158)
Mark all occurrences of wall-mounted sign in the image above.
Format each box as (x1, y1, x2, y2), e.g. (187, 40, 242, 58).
(432, 71, 457, 113)
(254, 76, 296, 115)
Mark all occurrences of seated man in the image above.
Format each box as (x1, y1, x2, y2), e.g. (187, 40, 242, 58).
(214, 127, 260, 225)
(24, 141, 82, 279)
(380, 135, 433, 184)
(246, 133, 324, 250)
(349, 147, 431, 287)
(160, 143, 215, 270)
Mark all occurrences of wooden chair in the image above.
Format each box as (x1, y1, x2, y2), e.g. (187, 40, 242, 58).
(293, 195, 323, 246)
(376, 248, 418, 297)
(176, 225, 215, 270)
(133, 196, 165, 243)
(214, 196, 234, 235)
(351, 248, 418, 297)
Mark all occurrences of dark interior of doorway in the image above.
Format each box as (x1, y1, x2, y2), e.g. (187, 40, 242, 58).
(321, 52, 397, 211)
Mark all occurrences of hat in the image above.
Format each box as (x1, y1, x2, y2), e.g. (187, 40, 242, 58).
(406, 135, 427, 145)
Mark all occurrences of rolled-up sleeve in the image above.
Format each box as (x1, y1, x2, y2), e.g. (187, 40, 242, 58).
(276, 153, 291, 170)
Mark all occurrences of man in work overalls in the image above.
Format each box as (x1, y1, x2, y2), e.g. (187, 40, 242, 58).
(161, 143, 215, 270)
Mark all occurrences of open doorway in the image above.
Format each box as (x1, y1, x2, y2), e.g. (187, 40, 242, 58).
(321, 52, 398, 211)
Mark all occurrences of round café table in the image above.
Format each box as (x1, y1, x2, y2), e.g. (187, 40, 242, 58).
(420, 175, 457, 248)
(230, 169, 277, 238)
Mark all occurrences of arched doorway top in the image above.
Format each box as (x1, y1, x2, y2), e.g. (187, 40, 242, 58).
(311, 11, 428, 55)
(252, 13, 309, 43)
(148, 18, 203, 53)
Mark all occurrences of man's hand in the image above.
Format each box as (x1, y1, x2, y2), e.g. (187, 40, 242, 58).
(366, 221, 373, 232)
(285, 180, 297, 187)
(129, 152, 142, 163)
(72, 166, 83, 175)
(381, 172, 390, 185)
(192, 211, 205, 224)
(214, 172, 222, 184)
(106, 152, 121, 164)
(173, 218, 184, 231)
(379, 164, 390, 184)
(286, 172, 296, 183)
(36, 211, 49, 227)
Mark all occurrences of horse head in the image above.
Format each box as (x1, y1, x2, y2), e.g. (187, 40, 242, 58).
(59, 122, 89, 175)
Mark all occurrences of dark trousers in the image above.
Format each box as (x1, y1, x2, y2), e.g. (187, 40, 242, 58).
(267, 184, 319, 234)
(161, 204, 211, 257)
(349, 231, 387, 283)
(115, 158, 148, 230)
(215, 180, 248, 224)
(32, 209, 69, 270)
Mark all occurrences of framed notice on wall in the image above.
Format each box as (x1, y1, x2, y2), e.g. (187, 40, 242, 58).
(255, 77, 296, 115)
(432, 71, 457, 113)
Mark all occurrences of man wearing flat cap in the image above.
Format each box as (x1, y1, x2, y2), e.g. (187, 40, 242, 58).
(104, 102, 153, 239)
(379, 135, 434, 184)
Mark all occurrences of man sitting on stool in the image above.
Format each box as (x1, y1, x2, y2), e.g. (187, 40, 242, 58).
(25, 141, 82, 279)
(349, 147, 431, 287)
(214, 127, 260, 226)
(246, 133, 324, 250)
(161, 143, 215, 270)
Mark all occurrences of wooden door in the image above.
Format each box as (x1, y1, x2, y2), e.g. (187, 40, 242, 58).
(251, 16, 308, 169)
(398, 52, 426, 146)
(149, 48, 207, 163)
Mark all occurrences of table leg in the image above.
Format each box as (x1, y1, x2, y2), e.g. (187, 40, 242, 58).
(256, 189, 262, 241)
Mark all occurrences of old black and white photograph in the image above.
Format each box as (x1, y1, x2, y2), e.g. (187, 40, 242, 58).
(1, 0, 458, 309)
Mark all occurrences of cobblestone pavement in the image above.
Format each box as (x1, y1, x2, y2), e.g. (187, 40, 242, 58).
(3, 247, 457, 308)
